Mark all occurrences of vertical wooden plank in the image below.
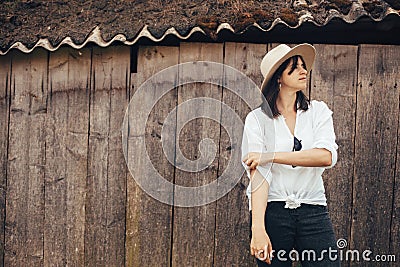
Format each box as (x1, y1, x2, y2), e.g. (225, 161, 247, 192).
(63, 48, 90, 267)
(126, 45, 178, 267)
(104, 46, 130, 266)
(311, 45, 358, 256)
(85, 45, 129, 266)
(171, 42, 223, 266)
(45, 48, 69, 267)
(0, 53, 11, 266)
(5, 49, 48, 266)
(213, 42, 267, 266)
(391, 99, 400, 267)
(45, 47, 90, 266)
(350, 45, 399, 266)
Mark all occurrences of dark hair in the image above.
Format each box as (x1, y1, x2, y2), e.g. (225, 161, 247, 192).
(261, 55, 310, 118)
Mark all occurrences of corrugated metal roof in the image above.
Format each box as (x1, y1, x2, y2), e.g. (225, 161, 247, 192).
(0, 0, 399, 55)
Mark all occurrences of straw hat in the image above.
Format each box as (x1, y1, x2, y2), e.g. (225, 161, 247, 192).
(260, 44, 316, 92)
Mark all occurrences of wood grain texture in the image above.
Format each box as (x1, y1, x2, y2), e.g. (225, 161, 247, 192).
(390, 89, 400, 267)
(5, 49, 48, 266)
(125, 46, 178, 267)
(0, 53, 11, 266)
(213, 42, 267, 266)
(0, 42, 398, 267)
(389, 44, 400, 266)
(311, 45, 358, 251)
(350, 45, 400, 267)
(171, 42, 223, 266)
(85, 45, 130, 266)
(45, 47, 90, 266)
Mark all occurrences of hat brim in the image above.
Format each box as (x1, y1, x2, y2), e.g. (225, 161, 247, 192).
(260, 44, 316, 92)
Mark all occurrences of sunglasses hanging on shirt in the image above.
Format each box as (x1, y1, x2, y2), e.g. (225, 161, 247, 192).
(292, 136, 302, 168)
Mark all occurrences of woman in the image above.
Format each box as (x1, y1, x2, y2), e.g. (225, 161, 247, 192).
(241, 44, 339, 266)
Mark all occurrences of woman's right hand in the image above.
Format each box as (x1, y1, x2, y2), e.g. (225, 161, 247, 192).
(243, 152, 274, 170)
(250, 227, 273, 264)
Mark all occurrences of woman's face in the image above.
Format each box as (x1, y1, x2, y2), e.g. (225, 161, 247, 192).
(279, 57, 308, 92)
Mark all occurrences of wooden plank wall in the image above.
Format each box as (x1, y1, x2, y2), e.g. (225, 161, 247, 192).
(126, 46, 178, 266)
(350, 45, 399, 267)
(172, 43, 223, 266)
(86, 46, 129, 266)
(45, 47, 90, 266)
(6, 49, 47, 266)
(214, 43, 267, 266)
(311, 44, 358, 249)
(0, 52, 10, 266)
(0, 43, 398, 266)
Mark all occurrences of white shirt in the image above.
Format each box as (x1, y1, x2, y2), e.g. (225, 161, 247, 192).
(241, 100, 338, 210)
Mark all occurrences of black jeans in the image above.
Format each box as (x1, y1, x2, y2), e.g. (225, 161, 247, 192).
(250, 201, 340, 267)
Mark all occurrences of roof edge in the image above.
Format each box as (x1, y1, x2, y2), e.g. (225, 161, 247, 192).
(1, 8, 399, 56)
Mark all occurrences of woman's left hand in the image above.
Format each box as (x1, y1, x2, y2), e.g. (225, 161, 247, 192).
(243, 152, 274, 170)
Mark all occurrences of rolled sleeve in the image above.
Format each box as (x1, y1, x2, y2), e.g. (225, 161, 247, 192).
(241, 111, 272, 184)
(312, 101, 338, 169)
(241, 164, 272, 184)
